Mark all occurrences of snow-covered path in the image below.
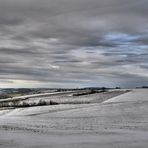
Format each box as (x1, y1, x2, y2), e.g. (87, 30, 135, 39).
(0, 89, 148, 148)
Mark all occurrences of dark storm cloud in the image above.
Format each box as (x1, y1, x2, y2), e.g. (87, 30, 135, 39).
(0, 0, 148, 88)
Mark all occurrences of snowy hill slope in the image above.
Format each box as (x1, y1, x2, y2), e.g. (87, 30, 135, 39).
(0, 89, 148, 148)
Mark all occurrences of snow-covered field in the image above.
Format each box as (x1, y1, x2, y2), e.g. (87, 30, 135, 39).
(0, 89, 148, 148)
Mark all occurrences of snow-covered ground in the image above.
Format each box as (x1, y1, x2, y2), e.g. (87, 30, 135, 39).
(0, 89, 127, 106)
(0, 89, 148, 148)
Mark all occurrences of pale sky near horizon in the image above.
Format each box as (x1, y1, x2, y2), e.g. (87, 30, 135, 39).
(0, 0, 148, 88)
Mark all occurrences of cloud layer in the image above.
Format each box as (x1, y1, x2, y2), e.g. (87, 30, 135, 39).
(0, 0, 148, 88)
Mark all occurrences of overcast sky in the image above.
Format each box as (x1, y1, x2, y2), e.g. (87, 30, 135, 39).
(0, 0, 148, 88)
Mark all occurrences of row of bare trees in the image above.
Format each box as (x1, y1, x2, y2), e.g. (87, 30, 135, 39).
(0, 100, 58, 108)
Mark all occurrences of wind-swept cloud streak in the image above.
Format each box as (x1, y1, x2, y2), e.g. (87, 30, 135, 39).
(0, 0, 148, 88)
